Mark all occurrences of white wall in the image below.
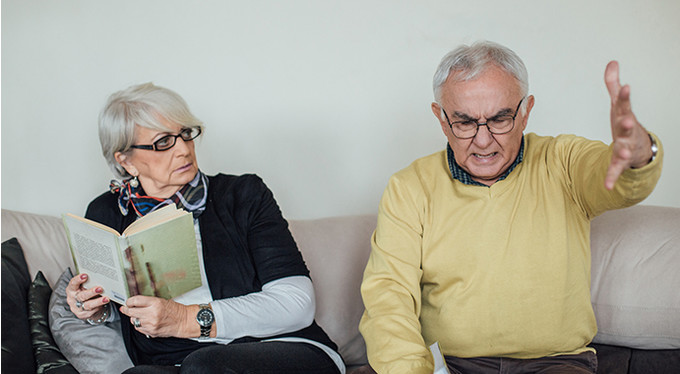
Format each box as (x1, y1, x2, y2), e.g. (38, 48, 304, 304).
(2, 0, 679, 219)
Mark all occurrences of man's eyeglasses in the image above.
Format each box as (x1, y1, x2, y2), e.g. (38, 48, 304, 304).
(130, 127, 202, 152)
(442, 97, 525, 139)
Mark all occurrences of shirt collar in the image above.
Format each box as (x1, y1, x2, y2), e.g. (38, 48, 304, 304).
(446, 136, 525, 187)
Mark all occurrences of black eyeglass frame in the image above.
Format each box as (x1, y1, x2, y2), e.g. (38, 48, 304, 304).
(442, 97, 525, 139)
(130, 127, 202, 152)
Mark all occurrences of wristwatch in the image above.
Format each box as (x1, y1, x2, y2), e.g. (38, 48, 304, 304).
(648, 133, 658, 163)
(196, 303, 214, 338)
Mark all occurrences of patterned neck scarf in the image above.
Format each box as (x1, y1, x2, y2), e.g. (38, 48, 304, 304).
(110, 170, 208, 218)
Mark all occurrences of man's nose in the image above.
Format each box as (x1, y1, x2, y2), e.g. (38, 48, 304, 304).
(472, 123, 495, 146)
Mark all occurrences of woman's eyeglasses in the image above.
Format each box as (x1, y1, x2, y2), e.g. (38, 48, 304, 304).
(130, 127, 202, 152)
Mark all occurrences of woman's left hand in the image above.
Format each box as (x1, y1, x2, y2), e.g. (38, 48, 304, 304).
(119, 296, 200, 338)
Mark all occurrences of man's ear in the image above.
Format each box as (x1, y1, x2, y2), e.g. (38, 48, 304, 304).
(519, 95, 535, 131)
(431, 102, 449, 136)
(114, 152, 137, 177)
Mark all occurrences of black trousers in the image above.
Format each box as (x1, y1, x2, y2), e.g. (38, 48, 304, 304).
(123, 341, 341, 374)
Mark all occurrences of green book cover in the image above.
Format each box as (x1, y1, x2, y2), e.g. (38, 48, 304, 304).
(63, 204, 202, 304)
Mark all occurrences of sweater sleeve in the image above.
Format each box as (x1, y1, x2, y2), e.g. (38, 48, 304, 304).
(558, 133, 663, 219)
(241, 175, 310, 284)
(359, 172, 434, 374)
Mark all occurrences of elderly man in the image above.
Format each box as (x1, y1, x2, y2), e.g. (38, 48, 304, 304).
(359, 41, 663, 374)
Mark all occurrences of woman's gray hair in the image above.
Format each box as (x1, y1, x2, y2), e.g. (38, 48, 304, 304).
(98, 82, 204, 179)
(433, 40, 529, 111)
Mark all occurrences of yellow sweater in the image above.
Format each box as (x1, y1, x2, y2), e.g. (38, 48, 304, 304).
(360, 133, 663, 374)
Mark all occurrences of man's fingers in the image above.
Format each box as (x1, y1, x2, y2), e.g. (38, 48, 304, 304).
(612, 114, 636, 139)
(615, 84, 632, 115)
(604, 60, 621, 103)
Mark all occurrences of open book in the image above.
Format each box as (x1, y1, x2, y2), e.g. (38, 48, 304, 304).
(62, 204, 202, 304)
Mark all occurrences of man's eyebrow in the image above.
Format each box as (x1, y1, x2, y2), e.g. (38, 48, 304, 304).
(452, 111, 476, 121)
(490, 108, 514, 118)
(453, 107, 513, 121)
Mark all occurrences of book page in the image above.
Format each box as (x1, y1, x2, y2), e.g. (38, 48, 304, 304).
(125, 212, 202, 299)
(63, 215, 129, 304)
(63, 212, 122, 235)
(430, 342, 452, 374)
(123, 204, 187, 235)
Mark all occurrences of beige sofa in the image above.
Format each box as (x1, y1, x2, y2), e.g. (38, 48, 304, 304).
(2, 205, 680, 373)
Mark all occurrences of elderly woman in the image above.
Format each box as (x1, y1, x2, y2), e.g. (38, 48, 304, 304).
(65, 83, 344, 374)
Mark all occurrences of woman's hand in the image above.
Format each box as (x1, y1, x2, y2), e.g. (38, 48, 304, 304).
(66, 273, 110, 321)
(119, 296, 204, 339)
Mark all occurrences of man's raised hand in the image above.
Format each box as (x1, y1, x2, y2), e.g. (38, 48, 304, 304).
(604, 60, 653, 190)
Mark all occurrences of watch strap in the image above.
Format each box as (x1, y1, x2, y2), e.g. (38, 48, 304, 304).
(197, 304, 213, 338)
(200, 324, 211, 338)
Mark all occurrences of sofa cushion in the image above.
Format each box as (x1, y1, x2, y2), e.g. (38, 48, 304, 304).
(49, 268, 134, 374)
(289, 215, 376, 367)
(28, 271, 78, 373)
(589, 343, 632, 374)
(1, 209, 74, 288)
(1, 238, 36, 373)
(590, 343, 680, 374)
(590, 205, 680, 349)
(628, 347, 680, 374)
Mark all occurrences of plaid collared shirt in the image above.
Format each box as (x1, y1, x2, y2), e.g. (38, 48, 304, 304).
(446, 137, 525, 187)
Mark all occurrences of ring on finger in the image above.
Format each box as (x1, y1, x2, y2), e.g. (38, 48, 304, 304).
(133, 318, 141, 328)
(74, 296, 84, 310)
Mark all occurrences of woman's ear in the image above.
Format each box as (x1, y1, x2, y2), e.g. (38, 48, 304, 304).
(114, 152, 137, 177)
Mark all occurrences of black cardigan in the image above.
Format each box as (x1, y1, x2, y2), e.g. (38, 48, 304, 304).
(85, 173, 338, 365)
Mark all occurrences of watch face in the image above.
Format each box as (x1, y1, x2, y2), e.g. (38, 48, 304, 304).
(196, 308, 214, 327)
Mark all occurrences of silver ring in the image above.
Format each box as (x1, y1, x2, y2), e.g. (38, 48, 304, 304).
(133, 318, 141, 328)
(75, 297, 84, 309)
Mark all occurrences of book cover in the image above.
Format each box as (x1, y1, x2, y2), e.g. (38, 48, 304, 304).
(62, 205, 202, 304)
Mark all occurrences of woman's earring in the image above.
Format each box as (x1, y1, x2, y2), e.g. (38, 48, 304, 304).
(129, 176, 139, 188)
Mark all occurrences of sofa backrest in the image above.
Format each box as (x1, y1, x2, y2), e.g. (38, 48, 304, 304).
(589, 205, 680, 350)
(1, 209, 74, 287)
(289, 215, 376, 367)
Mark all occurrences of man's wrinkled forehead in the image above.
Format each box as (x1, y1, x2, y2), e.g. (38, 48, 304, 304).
(442, 66, 522, 100)
(447, 63, 521, 88)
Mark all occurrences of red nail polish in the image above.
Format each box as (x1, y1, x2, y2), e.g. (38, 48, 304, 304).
(102, 297, 110, 303)
(80, 274, 87, 280)
(95, 287, 103, 293)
